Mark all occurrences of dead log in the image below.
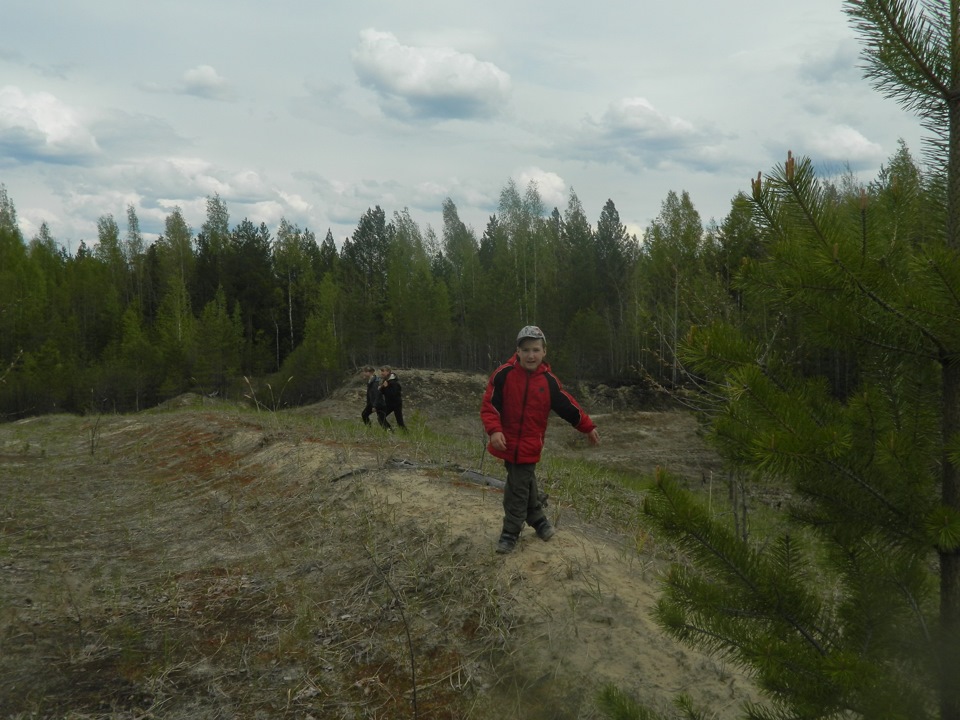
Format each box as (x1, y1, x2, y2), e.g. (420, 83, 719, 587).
(459, 470, 549, 507)
(460, 469, 505, 490)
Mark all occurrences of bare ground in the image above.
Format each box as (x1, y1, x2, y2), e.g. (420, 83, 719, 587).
(0, 370, 757, 719)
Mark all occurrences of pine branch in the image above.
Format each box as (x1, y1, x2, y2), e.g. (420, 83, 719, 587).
(647, 474, 832, 657)
(845, 0, 952, 115)
(763, 152, 949, 357)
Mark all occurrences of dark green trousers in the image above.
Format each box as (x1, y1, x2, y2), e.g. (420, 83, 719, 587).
(502, 462, 546, 535)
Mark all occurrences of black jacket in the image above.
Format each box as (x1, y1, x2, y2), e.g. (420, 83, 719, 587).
(379, 373, 402, 411)
(366, 375, 380, 408)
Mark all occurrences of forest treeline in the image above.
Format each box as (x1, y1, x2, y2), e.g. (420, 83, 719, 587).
(0, 142, 928, 419)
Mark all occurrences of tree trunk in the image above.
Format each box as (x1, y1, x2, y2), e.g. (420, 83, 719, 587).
(288, 270, 294, 355)
(941, 360, 960, 720)
(943, 8, 960, 717)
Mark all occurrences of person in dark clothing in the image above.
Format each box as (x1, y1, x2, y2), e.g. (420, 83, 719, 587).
(481, 325, 599, 554)
(378, 365, 406, 431)
(360, 366, 387, 427)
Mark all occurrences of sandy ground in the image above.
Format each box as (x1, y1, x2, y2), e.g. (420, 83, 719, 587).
(371, 468, 753, 718)
(306, 369, 756, 716)
(0, 369, 759, 719)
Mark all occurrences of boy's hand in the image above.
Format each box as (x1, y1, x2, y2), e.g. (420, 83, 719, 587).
(489, 432, 507, 451)
(587, 429, 600, 446)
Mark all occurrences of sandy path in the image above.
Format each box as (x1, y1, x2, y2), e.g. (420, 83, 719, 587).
(372, 468, 757, 719)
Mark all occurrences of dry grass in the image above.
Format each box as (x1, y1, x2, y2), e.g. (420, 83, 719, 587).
(0, 406, 517, 719)
(0, 376, 758, 719)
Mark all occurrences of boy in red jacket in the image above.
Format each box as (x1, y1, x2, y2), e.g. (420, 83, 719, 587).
(480, 325, 600, 553)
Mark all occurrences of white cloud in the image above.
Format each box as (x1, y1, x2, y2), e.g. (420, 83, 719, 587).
(0, 86, 99, 163)
(154, 157, 232, 197)
(603, 98, 696, 140)
(181, 64, 235, 101)
(277, 190, 311, 214)
(0, 1, 928, 252)
(567, 97, 729, 173)
(33, 158, 282, 240)
(239, 199, 286, 228)
(63, 187, 144, 225)
(514, 167, 566, 209)
(805, 125, 884, 168)
(352, 28, 511, 120)
(139, 65, 236, 101)
(101, 157, 272, 205)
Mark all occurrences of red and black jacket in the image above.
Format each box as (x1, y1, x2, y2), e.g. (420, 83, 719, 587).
(480, 355, 596, 464)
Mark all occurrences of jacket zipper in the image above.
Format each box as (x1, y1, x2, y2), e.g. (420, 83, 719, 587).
(513, 368, 531, 464)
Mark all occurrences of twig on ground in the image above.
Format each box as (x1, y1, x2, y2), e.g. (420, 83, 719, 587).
(329, 467, 371, 482)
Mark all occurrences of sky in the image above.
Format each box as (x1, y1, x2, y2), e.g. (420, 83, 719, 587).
(0, 0, 929, 251)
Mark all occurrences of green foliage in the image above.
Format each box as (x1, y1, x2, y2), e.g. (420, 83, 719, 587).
(554, 308, 610, 380)
(385, 209, 452, 367)
(637, 5, 960, 709)
(645, 471, 935, 718)
(0, 139, 788, 416)
(155, 276, 195, 397)
(597, 684, 670, 720)
(227, 218, 276, 374)
(699, 169, 941, 710)
(439, 198, 483, 367)
(622, 4, 960, 716)
(115, 306, 158, 409)
(278, 278, 344, 403)
(194, 287, 242, 397)
(597, 684, 707, 720)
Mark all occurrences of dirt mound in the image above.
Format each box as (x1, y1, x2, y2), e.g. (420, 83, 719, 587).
(0, 370, 756, 718)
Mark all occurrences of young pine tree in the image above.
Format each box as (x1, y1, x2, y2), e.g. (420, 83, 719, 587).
(623, 2, 960, 719)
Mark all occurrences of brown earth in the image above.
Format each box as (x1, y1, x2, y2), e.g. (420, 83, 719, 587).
(0, 369, 759, 719)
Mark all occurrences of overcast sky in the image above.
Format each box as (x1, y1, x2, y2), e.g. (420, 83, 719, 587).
(0, 0, 927, 250)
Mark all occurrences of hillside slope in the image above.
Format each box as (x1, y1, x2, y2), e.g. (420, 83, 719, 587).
(0, 370, 756, 719)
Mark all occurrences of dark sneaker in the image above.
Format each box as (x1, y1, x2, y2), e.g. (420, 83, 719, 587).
(534, 519, 555, 541)
(496, 531, 519, 554)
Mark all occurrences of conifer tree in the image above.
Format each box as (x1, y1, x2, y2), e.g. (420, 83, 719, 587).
(273, 218, 319, 360)
(117, 304, 159, 411)
(155, 276, 195, 396)
(194, 286, 242, 398)
(624, 2, 960, 719)
(278, 273, 343, 401)
(385, 208, 450, 366)
(476, 213, 519, 360)
(94, 214, 128, 304)
(124, 205, 146, 312)
(227, 219, 275, 374)
(338, 206, 392, 362)
(498, 179, 546, 323)
(317, 229, 339, 279)
(559, 189, 597, 318)
(194, 194, 231, 310)
(0, 187, 28, 364)
(441, 197, 481, 367)
(634, 190, 706, 386)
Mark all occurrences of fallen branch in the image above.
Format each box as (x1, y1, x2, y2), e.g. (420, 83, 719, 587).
(459, 469, 505, 490)
(459, 470, 549, 507)
(329, 468, 371, 482)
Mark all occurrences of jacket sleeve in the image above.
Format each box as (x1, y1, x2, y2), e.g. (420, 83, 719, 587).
(480, 365, 510, 435)
(545, 372, 596, 434)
